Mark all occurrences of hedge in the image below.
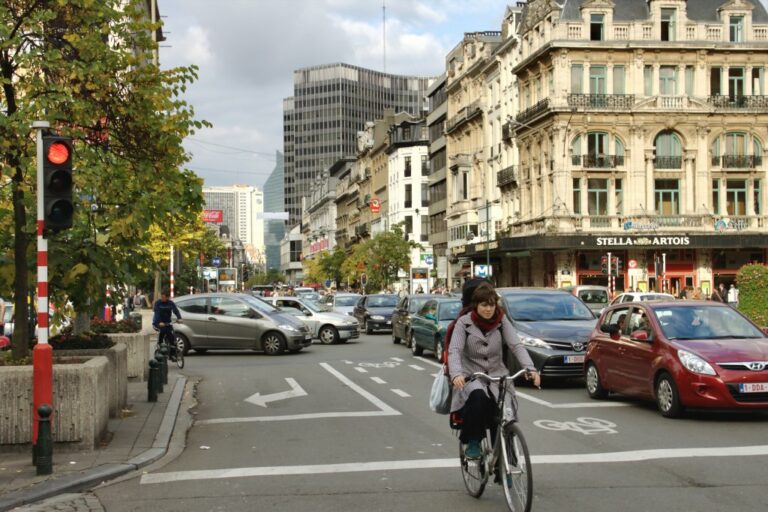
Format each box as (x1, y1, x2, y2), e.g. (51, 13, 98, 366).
(736, 264, 768, 327)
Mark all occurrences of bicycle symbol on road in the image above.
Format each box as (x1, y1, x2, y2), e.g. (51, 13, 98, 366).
(534, 417, 618, 435)
(358, 361, 401, 369)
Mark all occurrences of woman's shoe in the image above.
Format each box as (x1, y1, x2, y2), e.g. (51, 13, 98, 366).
(464, 440, 482, 459)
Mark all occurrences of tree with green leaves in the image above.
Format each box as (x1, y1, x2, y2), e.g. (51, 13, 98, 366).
(342, 224, 418, 292)
(1, 1, 208, 357)
(318, 246, 347, 288)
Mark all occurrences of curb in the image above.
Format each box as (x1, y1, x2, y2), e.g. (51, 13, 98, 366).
(0, 376, 187, 512)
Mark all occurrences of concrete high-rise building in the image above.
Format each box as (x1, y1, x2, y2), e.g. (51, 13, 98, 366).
(283, 63, 435, 227)
(203, 185, 265, 264)
(263, 151, 286, 271)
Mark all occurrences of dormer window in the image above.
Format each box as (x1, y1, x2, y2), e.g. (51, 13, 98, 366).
(661, 8, 676, 41)
(590, 14, 604, 41)
(730, 16, 745, 42)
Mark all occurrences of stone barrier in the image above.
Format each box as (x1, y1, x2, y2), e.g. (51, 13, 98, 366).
(106, 332, 150, 381)
(55, 343, 128, 417)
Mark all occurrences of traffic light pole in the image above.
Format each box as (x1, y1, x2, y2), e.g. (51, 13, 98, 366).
(32, 120, 53, 464)
(607, 251, 613, 297)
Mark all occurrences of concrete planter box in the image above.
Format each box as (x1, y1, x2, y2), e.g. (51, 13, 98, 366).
(56, 343, 128, 417)
(105, 332, 150, 381)
(0, 356, 110, 449)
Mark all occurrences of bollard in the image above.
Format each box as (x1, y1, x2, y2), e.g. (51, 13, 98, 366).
(157, 346, 169, 386)
(155, 353, 165, 394)
(148, 360, 159, 402)
(36, 404, 53, 475)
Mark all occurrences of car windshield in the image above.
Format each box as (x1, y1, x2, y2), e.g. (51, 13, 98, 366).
(335, 296, 359, 307)
(368, 295, 398, 307)
(241, 295, 279, 314)
(655, 305, 765, 340)
(409, 297, 432, 313)
(502, 293, 594, 321)
(308, 299, 332, 311)
(578, 290, 608, 304)
(439, 301, 462, 320)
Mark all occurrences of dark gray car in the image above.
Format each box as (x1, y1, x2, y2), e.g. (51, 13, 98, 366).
(173, 293, 312, 355)
(391, 294, 443, 346)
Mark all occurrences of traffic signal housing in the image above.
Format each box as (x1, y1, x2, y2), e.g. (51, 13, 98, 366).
(600, 256, 608, 275)
(612, 257, 622, 276)
(42, 135, 74, 231)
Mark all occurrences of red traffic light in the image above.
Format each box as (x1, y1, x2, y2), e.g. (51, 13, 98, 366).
(47, 142, 71, 165)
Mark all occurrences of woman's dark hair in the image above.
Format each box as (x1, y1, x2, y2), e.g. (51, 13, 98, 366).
(470, 282, 498, 309)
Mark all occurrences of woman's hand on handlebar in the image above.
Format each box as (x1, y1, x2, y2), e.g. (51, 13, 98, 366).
(526, 369, 541, 389)
(452, 374, 466, 390)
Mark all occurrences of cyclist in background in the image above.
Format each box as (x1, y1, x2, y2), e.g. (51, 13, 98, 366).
(152, 290, 182, 356)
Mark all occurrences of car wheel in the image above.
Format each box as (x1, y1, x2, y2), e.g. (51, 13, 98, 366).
(410, 332, 423, 356)
(175, 333, 191, 356)
(261, 332, 287, 356)
(585, 363, 608, 399)
(319, 325, 339, 345)
(434, 337, 444, 362)
(655, 372, 684, 418)
(364, 319, 373, 335)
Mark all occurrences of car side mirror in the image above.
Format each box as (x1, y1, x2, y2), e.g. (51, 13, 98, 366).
(304, 310, 312, 316)
(630, 330, 649, 342)
(250, 310, 262, 320)
(600, 324, 619, 335)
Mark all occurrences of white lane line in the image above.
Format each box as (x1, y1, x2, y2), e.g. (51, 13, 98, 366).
(408, 364, 425, 371)
(516, 391, 629, 409)
(371, 377, 386, 384)
(354, 367, 368, 373)
(343, 360, 354, 364)
(414, 356, 442, 368)
(141, 444, 768, 484)
(197, 363, 399, 425)
(391, 357, 404, 362)
(391, 389, 411, 398)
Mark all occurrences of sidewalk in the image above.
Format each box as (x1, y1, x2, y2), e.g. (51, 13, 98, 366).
(0, 311, 188, 512)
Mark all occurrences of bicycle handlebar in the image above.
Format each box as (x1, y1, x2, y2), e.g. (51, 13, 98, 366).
(470, 368, 533, 383)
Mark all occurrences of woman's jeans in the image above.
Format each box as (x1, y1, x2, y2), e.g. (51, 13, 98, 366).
(460, 389, 497, 444)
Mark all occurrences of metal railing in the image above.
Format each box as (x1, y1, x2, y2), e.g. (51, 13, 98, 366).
(708, 95, 768, 109)
(497, 165, 518, 188)
(711, 155, 763, 168)
(567, 94, 635, 109)
(515, 98, 550, 126)
(654, 156, 683, 169)
(572, 154, 624, 168)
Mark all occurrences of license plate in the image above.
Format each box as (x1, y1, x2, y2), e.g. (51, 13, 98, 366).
(564, 355, 585, 364)
(739, 382, 768, 393)
(386, 321, 391, 325)
(305, 335, 312, 341)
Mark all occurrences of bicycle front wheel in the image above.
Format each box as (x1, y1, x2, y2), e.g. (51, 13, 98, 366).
(174, 336, 185, 369)
(500, 423, 533, 512)
(459, 439, 488, 498)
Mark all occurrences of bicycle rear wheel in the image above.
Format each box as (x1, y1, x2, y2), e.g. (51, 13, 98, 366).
(459, 439, 488, 498)
(500, 423, 533, 512)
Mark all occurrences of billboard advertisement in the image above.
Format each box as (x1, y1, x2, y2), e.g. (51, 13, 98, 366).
(218, 267, 237, 286)
(202, 210, 224, 223)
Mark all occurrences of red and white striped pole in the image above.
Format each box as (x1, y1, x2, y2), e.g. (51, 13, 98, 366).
(170, 245, 174, 298)
(104, 286, 111, 321)
(32, 121, 53, 454)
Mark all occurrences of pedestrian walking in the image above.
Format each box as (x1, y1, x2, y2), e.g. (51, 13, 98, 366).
(711, 283, 726, 303)
(727, 284, 739, 308)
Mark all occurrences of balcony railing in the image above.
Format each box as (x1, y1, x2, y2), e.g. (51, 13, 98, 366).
(708, 95, 768, 109)
(515, 98, 550, 126)
(567, 94, 635, 109)
(589, 216, 612, 228)
(711, 154, 763, 168)
(654, 156, 683, 169)
(572, 154, 624, 168)
(445, 100, 482, 134)
(497, 165, 518, 188)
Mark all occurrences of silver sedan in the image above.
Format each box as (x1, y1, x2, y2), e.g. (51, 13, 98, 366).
(263, 296, 360, 344)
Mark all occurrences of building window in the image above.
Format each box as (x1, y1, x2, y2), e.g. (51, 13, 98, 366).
(613, 66, 625, 94)
(421, 183, 429, 207)
(726, 180, 747, 215)
(710, 67, 723, 95)
(685, 66, 695, 96)
(587, 179, 608, 215)
(730, 16, 744, 43)
(615, 178, 623, 215)
(713, 179, 720, 213)
(405, 184, 412, 208)
(644, 66, 653, 96)
(455, 171, 468, 201)
(571, 64, 583, 94)
(590, 14, 604, 41)
(403, 126, 411, 140)
(587, 132, 608, 157)
(404, 215, 413, 235)
(659, 66, 678, 95)
(655, 131, 682, 169)
(589, 65, 607, 94)
(752, 67, 765, 95)
(421, 215, 429, 242)
(729, 68, 745, 100)
(755, 179, 762, 215)
(661, 8, 676, 41)
(655, 180, 680, 215)
(404, 156, 412, 177)
(571, 135, 582, 164)
(421, 155, 429, 176)
(573, 178, 582, 214)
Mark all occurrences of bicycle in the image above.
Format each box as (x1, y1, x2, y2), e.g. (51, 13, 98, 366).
(458, 368, 533, 512)
(154, 321, 184, 369)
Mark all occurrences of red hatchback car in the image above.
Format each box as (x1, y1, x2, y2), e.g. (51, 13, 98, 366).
(585, 301, 768, 417)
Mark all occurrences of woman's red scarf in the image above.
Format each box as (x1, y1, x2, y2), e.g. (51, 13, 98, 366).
(470, 308, 504, 334)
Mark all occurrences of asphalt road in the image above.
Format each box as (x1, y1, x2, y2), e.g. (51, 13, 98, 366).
(94, 332, 768, 512)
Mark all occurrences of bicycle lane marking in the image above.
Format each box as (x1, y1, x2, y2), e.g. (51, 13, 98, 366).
(140, 444, 768, 484)
(196, 362, 400, 425)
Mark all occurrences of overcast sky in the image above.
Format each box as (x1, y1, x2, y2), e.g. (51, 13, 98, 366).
(159, 0, 511, 189)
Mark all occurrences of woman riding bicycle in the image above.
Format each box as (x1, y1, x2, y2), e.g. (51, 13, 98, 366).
(449, 282, 540, 459)
(152, 290, 182, 356)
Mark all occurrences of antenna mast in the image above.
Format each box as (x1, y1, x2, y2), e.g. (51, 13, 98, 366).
(382, 0, 387, 72)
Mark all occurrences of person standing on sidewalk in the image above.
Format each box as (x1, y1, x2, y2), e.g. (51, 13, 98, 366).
(727, 284, 739, 308)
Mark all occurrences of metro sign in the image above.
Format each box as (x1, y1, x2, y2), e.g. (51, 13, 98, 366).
(370, 197, 381, 214)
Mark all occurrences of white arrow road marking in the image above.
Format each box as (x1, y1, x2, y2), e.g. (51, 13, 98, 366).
(141, 444, 768, 484)
(244, 378, 307, 408)
(516, 391, 629, 409)
(354, 367, 368, 373)
(391, 389, 411, 397)
(371, 377, 386, 384)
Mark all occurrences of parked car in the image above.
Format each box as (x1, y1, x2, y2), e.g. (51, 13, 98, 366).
(586, 300, 768, 417)
(610, 292, 675, 306)
(498, 288, 598, 379)
(172, 293, 312, 355)
(293, 287, 316, 298)
(320, 293, 362, 317)
(353, 294, 399, 334)
(391, 294, 443, 346)
(409, 299, 462, 360)
(263, 296, 359, 344)
(2, 303, 12, 337)
(561, 285, 610, 315)
(0, 335, 9, 351)
(249, 285, 274, 297)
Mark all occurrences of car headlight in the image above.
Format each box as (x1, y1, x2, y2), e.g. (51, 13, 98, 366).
(342, 320, 357, 326)
(278, 324, 300, 332)
(370, 315, 385, 321)
(677, 349, 716, 376)
(519, 334, 552, 349)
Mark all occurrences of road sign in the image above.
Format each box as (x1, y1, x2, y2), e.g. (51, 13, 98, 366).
(628, 259, 638, 269)
(370, 197, 381, 214)
(212, 257, 221, 267)
(360, 273, 367, 286)
(325, 279, 332, 288)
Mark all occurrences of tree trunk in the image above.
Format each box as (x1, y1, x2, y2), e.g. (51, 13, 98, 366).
(10, 158, 30, 360)
(73, 311, 91, 335)
(153, 268, 160, 306)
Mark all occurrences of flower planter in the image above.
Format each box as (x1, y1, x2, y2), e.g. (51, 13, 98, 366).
(105, 332, 150, 381)
(0, 356, 110, 449)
